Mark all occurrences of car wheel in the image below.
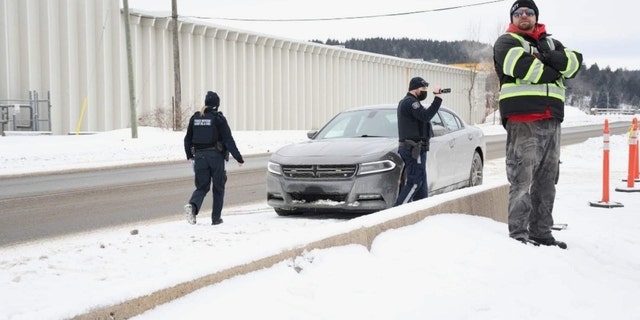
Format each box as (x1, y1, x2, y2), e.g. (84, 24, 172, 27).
(274, 208, 302, 216)
(469, 151, 483, 186)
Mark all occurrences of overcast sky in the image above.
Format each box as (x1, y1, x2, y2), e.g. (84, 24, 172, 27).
(126, 0, 639, 71)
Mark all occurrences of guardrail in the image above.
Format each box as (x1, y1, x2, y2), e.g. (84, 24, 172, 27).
(590, 108, 637, 115)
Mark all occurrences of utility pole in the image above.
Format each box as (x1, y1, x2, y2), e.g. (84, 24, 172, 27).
(122, 0, 138, 138)
(172, 0, 182, 131)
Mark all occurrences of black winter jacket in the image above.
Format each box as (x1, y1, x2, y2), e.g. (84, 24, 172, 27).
(493, 29, 582, 127)
(397, 93, 442, 146)
(183, 107, 244, 163)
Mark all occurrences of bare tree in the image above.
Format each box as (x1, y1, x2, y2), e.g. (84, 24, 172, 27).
(485, 20, 509, 125)
(469, 22, 483, 124)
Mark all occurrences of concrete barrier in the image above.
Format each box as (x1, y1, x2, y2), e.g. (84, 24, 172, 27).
(73, 183, 509, 320)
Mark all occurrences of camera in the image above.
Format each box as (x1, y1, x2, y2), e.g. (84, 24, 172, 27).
(434, 88, 451, 94)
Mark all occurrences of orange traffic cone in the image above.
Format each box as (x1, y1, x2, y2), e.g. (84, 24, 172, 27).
(616, 117, 640, 193)
(591, 119, 624, 207)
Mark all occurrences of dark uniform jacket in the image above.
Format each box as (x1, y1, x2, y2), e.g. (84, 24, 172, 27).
(183, 107, 244, 163)
(493, 23, 582, 127)
(397, 93, 443, 150)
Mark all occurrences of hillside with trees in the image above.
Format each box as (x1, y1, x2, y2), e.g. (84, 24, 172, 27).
(313, 38, 640, 112)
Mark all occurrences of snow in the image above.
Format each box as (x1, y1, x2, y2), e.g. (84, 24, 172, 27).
(1, 107, 639, 320)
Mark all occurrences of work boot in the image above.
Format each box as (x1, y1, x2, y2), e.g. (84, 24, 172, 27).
(514, 236, 539, 246)
(529, 236, 567, 249)
(212, 218, 224, 225)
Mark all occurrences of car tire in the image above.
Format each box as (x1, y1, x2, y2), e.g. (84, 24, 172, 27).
(469, 151, 483, 187)
(274, 208, 302, 216)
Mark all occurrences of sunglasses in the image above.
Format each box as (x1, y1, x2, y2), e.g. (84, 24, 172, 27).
(512, 8, 536, 18)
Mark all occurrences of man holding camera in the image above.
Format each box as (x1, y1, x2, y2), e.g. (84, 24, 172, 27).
(493, 0, 582, 248)
(395, 76, 445, 206)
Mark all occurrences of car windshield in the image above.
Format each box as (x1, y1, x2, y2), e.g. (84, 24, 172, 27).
(315, 109, 399, 139)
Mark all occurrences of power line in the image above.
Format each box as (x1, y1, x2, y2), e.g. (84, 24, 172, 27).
(185, 0, 505, 22)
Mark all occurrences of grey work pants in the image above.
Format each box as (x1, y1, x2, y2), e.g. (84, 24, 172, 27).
(505, 118, 560, 240)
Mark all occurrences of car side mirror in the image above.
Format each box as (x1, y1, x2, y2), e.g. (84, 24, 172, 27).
(307, 130, 318, 139)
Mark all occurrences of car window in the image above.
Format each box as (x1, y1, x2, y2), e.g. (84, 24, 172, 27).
(356, 111, 397, 137)
(430, 113, 446, 137)
(316, 109, 398, 139)
(386, 114, 398, 136)
(439, 110, 462, 132)
(319, 115, 351, 138)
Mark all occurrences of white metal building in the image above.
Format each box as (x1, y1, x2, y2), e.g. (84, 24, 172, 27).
(0, 0, 488, 135)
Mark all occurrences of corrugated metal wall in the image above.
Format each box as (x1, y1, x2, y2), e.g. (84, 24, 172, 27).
(0, 0, 488, 135)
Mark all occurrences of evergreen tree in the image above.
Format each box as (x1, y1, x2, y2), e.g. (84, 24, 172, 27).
(312, 38, 639, 109)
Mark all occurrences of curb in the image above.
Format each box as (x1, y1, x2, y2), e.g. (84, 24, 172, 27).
(73, 183, 509, 319)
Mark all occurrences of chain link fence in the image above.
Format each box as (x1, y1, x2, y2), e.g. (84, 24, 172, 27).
(0, 91, 51, 135)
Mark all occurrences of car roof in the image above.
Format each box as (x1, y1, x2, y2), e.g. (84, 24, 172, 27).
(343, 103, 454, 113)
(344, 104, 395, 111)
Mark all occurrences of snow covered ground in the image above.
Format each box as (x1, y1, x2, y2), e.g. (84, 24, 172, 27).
(1, 107, 639, 320)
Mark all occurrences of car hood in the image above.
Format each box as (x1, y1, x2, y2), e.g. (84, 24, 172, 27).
(271, 137, 398, 165)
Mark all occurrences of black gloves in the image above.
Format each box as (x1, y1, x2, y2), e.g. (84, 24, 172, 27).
(536, 37, 565, 74)
(537, 36, 565, 54)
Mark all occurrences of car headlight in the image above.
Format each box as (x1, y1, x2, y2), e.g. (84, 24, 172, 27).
(267, 161, 282, 175)
(358, 160, 396, 175)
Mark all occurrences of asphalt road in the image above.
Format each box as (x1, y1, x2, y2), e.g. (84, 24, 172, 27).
(0, 122, 630, 247)
(0, 154, 271, 247)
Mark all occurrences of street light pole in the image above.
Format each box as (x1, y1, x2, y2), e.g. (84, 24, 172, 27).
(122, 0, 138, 138)
(172, 0, 182, 131)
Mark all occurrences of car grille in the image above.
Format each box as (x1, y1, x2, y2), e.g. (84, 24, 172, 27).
(281, 164, 357, 179)
(290, 193, 347, 202)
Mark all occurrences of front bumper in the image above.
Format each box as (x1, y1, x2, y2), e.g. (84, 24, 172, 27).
(266, 169, 401, 213)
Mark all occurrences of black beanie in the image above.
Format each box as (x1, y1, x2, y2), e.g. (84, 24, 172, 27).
(204, 91, 220, 107)
(408, 77, 428, 91)
(510, 0, 538, 21)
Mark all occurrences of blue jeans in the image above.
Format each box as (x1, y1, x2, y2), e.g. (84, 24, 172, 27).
(395, 146, 427, 206)
(188, 150, 227, 222)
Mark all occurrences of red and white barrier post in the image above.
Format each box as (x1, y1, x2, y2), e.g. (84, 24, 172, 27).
(591, 119, 624, 207)
(631, 117, 639, 184)
(616, 117, 640, 193)
(633, 118, 640, 182)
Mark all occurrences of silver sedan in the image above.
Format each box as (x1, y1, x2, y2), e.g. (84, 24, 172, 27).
(266, 104, 485, 216)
